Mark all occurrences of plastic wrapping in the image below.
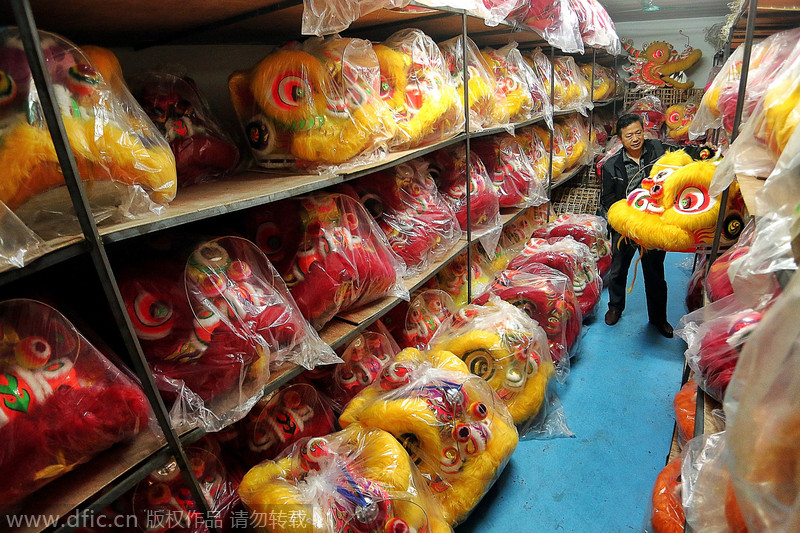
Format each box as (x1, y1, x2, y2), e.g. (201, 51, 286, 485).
(402, 290, 457, 351)
(557, 114, 590, 170)
(339, 348, 518, 525)
(0, 203, 48, 270)
(720, 270, 800, 531)
(0, 299, 151, 511)
(676, 295, 764, 402)
(374, 29, 464, 150)
(517, 0, 584, 54)
(646, 455, 686, 533)
(500, 207, 543, 257)
(435, 247, 492, 308)
(472, 267, 581, 378)
(440, 35, 499, 131)
(569, 0, 622, 55)
(128, 70, 240, 187)
(592, 108, 615, 148)
(426, 146, 502, 257)
(690, 28, 800, 140)
(705, 218, 755, 303)
(625, 95, 666, 140)
(686, 255, 706, 313)
(229, 35, 395, 169)
(529, 124, 567, 179)
(118, 236, 338, 431)
(470, 0, 528, 27)
(331, 332, 398, 406)
(607, 150, 746, 253)
(755, 119, 800, 218)
(527, 49, 563, 111)
(579, 63, 611, 102)
(132, 445, 241, 533)
(674, 381, 697, 447)
(540, 213, 612, 278)
(301, 0, 409, 36)
(482, 43, 549, 125)
(665, 97, 701, 144)
(341, 160, 461, 277)
(428, 297, 558, 436)
(0, 29, 176, 239)
(553, 56, 593, 115)
(239, 424, 453, 533)
(508, 236, 602, 317)
(471, 133, 547, 208)
(515, 125, 551, 187)
(245, 193, 409, 330)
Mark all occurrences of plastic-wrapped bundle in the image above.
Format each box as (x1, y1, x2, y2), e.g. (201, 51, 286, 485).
(513, 0, 584, 54)
(0, 29, 176, 239)
(402, 289, 457, 351)
(0, 202, 47, 270)
(568, 0, 622, 55)
(239, 423, 453, 533)
(527, 48, 566, 110)
(301, 0, 409, 36)
(592, 108, 615, 147)
(500, 208, 542, 257)
(229, 35, 395, 169)
(557, 115, 590, 170)
(538, 212, 612, 278)
(118, 236, 338, 431)
(677, 295, 764, 402)
(529, 124, 567, 179)
(426, 146, 502, 257)
(705, 218, 755, 303)
(579, 63, 611, 102)
(128, 70, 240, 187)
(674, 381, 696, 447)
(665, 97, 701, 144)
(515, 125, 551, 185)
(481, 44, 535, 124)
(607, 149, 746, 253)
(233, 383, 337, 465)
(132, 445, 241, 533)
(648, 456, 686, 533)
(470, 0, 528, 26)
(471, 133, 547, 208)
(245, 193, 408, 330)
(553, 56, 593, 115)
(339, 348, 518, 525)
(429, 298, 555, 435)
(690, 28, 800, 140)
(685, 256, 706, 313)
(435, 247, 492, 308)
(374, 29, 464, 150)
(341, 160, 461, 276)
(508, 236, 602, 317)
(0, 299, 151, 510)
(473, 267, 582, 376)
(440, 35, 499, 130)
(625, 95, 666, 140)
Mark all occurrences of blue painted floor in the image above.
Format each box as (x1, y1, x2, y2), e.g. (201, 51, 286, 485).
(458, 253, 692, 532)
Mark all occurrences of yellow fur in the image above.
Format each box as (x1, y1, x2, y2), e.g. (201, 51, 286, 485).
(531, 125, 565, 178)
(763, 76, 800, 155)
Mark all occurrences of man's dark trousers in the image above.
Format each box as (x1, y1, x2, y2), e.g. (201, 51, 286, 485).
(607, 230, 668, 323)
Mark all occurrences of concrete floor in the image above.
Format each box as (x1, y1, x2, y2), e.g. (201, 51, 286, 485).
(457, 253, 691, 532)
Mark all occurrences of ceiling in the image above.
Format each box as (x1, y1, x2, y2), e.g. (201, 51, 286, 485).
(600, 0, 733, 22)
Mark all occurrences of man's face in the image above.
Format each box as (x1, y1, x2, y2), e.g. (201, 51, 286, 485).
(619, 121, 644, 154)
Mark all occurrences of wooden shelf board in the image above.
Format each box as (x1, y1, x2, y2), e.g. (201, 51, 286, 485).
(736, 174, 766, 216)
(551, 164, 587, 190)
(0, 237, 85, 289)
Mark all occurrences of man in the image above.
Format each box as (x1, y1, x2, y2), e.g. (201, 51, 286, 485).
(600, 113, 673, 338)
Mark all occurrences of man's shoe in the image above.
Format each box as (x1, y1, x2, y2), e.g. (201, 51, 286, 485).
(605, 308, 622, 326)
(650, 320, 674, 338)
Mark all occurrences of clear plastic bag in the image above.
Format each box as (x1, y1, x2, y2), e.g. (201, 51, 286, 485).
(402, 289, 457, 351)
(428, 296, 563, 438)
(439, 35, 499, 131)
(500, 207, 544, 258)
(666, 96, 701, 144)
(426, 146, 502, 257)
(118, 236, 339, 431)
(301, 0, 410, 36)
(435, 247, 493, 308)
(472, 267, 582, 380)
(330, 331, 399, 405)
(470, 0, 528, 27)
(676, 294, 764, 402)
(0, 29, 176, 240)
(686, 255, 707, 313)
(341, 159, 462, 277)
(516, 124, 551, 187)
(645, 455, 686, 533)
(339, 348, 518, 525)
(529, 124, 567, 179)
(132, 445, 241, 533)
(542, 212, 612, 278)
(517, 0, 584, 54)
(592, 107, 616, 148)
(374, 29, 464, 150)
(674, 381, 697, 447)
(481, 44, 533, 125)
(625, 95, 666, 140)
(239, 424, 453, 533)
(579, 63, 611, 102)
(569, 0, 622, 55)
(0, 202, 48, 270)
(557, 114, 590, 170)
(472, 133, 547, 208)
(0, 299, 152, 511)
(755, 121, 800, 218)
(553, 56, 593, 116)
(229, 35, 395, 169)
(508, 235, 602, 317)
(245, 193, 409, 330)
(722, 270, 800, 531)
(705, 218, 756, 303)
(127, 69, 240, 187)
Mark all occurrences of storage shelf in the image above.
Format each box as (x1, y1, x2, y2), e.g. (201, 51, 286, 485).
(551, 163, 588, 190)
(736, 174, 766, 216)
(469, 114, 549, 140)
(0, 238, 85, 289)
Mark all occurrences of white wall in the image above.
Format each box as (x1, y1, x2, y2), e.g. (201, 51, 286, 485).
(614, 16, 726, 90)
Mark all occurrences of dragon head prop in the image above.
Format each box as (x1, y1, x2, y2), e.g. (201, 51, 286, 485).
(665, 99, 700, 143)
(339, 348, 518, 525)
(607, 149, 746, 253)
(471, 133, 547, 209)
(440, 35, 497, 130)
(229, 36, 395, 168)
(621, 37, 702, 91)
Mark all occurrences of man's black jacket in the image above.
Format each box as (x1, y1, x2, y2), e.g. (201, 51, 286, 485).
(600, 139, 665, 213)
